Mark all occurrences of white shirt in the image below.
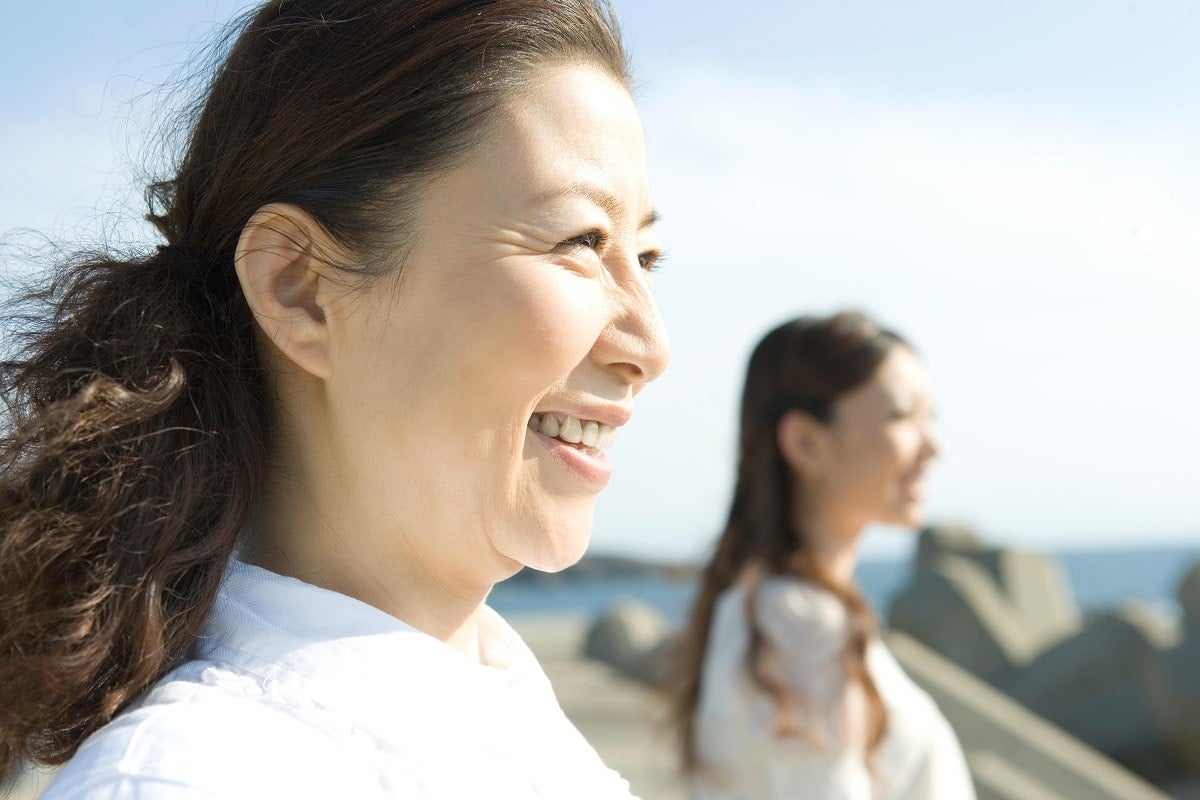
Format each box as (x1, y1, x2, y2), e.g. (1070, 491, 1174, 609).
(691, 577, 975, 800)
(43, 561, 636, 799)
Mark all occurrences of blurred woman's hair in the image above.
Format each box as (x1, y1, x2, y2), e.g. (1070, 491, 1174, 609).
(0, 0, 627, 779)
(671, 310, 909, 770)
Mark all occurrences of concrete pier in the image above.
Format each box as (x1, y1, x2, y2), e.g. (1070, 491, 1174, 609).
(511, 613, 685, 800)
(515, 613, 1177, 800)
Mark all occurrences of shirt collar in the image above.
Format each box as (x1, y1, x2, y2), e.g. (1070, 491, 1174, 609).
(193, 560, 548, 733)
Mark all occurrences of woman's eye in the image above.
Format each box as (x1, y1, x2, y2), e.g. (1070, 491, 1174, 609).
(555, 232, 665, 274)
(559, 230, 606, 252)
(639, 249, 666, 273)
(890, 405, 934, 423)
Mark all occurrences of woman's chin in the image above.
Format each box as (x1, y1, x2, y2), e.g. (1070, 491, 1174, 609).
(879, 499, 926, 529)
(898, 503, 926, 528)
(523, 544, 589, 574)
(512, 521, 593, 574)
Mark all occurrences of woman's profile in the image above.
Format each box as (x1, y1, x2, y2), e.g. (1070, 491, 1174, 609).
(671, 311, 975, 799)
(0, 1, 668, 797)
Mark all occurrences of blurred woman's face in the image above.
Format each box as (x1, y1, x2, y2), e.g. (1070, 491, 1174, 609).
(323, 64, 669, 583)
(823, 346, 940, 528)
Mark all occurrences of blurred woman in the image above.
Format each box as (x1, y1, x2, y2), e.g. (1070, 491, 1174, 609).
(0, 1, 668, 797)
(672, 311, 975, 799)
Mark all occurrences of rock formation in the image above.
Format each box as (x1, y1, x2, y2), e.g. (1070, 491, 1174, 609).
(890, 525, 1081, 683)
(891, 524, 1200, 790)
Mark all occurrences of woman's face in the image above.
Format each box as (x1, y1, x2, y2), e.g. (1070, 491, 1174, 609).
(821, 346, 940, 528)
(321, 64, 669, 583)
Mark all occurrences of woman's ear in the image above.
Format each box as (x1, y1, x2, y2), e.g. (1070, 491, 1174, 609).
(234, 203, 337, 380)
(776, 410, 829, 479)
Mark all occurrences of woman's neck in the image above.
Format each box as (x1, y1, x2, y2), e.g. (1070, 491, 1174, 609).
(248, 465, 495, 664)
(792, 502, 864, 589)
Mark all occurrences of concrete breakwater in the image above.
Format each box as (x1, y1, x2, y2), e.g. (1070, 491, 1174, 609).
(889, 525, 1200, 795)
(512, 614, 686, 800)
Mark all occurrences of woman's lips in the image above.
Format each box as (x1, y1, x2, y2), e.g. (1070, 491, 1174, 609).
(530, 428, 612, 489)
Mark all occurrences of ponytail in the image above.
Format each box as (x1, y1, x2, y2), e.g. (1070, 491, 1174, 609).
(0, 244, 266, 777)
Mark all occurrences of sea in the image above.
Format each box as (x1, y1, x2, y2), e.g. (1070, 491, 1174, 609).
(488, 545, 1200, 626)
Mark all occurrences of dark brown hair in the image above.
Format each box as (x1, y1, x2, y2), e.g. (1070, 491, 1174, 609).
(671, 310, 908, 770)
(0, 0, 627, 778)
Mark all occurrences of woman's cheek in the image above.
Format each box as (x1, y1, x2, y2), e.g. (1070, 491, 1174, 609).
(884, 423, 917, 464)
(476, 271, 608, 396)
(515, 272, 607, 354)
(904, 425, 929, 465)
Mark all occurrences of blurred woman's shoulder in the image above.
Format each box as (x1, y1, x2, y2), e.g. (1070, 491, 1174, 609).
(752, 576, 850, 655)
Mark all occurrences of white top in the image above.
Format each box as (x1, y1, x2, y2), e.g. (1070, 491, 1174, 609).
(43, 561, 635, 799)
(691, 577, 975, 800)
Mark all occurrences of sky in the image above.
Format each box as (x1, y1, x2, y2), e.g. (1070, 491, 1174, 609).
(2, 1, 1198, 563)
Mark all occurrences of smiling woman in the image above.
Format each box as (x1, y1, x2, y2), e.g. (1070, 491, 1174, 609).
(244, 62, 669, 638)
(0, 2, 666, 798)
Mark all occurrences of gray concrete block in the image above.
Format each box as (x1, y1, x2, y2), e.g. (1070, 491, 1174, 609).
(1001, 608, 1167, 760)
(1138, 563, 1200, 772)
(888, 630, 1171, 800)
(1146, 635, 1200, 772)
(967, 751, 1067, 800)
(889, 557, 1039, 683)
(899, 526, 1081, 686)
(629, 633, 680, 689)
(916, 526, 1080, 650)
(1177, 564, 1200, 638)
(992, 549, 1081, 650)
(1117, 601, 1182, 651)
(583, 600, 669, 676)
(916, 523, 988, 571)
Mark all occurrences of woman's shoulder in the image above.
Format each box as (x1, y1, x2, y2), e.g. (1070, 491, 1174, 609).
(708, 575, 851, 669)
(41, 666, 384, 800)
(868, 640, 979, 797)
(868, 637, 950, 720)
(753, 575, 849, 640)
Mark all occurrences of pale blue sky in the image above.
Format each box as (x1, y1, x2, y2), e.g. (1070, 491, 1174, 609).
(3, 2, 1198, 561)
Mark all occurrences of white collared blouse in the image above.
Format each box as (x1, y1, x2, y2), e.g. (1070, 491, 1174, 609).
(42, 561, 636, 799)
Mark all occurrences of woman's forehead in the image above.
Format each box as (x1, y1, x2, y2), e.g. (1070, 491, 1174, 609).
(839, 348, 931, 411)
(443, 65, 654, 226)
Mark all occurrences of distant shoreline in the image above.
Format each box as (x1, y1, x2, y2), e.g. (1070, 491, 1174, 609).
(494, 544, 1200, 624)
(509, 542, 1200, 584)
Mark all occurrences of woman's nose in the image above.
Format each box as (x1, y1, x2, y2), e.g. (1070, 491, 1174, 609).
(922, 424, 943, 460)
(595, 278, 671, 388)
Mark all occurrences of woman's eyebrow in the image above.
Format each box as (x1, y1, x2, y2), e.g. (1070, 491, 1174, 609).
(531, 180, 659, 229)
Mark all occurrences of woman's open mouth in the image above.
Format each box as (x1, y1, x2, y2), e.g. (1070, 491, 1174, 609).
(528, 413, 615, 489)
(528, 412, 616, 449)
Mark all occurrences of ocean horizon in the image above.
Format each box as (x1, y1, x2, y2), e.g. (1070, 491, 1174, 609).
(489, 543, 1200, 626)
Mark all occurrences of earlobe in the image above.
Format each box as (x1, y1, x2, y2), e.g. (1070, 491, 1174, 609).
(234, 203, 335, 380)
(776, 411, 826, 478)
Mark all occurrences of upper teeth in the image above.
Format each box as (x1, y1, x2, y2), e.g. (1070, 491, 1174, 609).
(528, 413, 616, 449)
